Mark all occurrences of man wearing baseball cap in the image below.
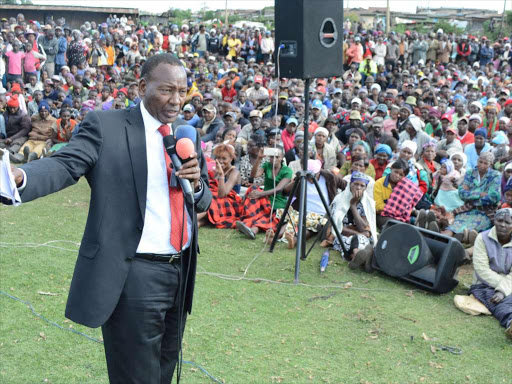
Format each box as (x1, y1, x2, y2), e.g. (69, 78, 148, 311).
(311, 99, 326, 127)
(282, 117, 298, 152)
(245, 75, 269, 105)
(266, 92, 296, 128)
(436, 125, 463, 160)
(457, 116, 475, 146)
(179, 104, 200, 127)
(336, 109, 363, 144)
(238, 109, 263, 144)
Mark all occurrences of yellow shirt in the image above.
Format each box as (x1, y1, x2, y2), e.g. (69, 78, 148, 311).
(227, 38, 241, 57)
(373, 175, 393, 213)
(105, 46, 115, 66)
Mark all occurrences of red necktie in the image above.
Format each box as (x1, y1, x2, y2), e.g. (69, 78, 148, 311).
(157, 124, 188, 251)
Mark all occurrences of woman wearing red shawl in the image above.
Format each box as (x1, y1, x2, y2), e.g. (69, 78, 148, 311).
(483, 105, 499, 138)
(417, 141, 440, 188)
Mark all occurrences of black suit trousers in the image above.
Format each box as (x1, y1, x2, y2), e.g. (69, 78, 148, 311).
(101, 256, 187, 384)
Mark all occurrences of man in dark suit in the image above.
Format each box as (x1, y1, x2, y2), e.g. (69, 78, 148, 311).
(8, 54, 212, 383)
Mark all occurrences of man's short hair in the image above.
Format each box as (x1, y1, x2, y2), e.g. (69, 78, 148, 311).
(140, 53, 183, 80)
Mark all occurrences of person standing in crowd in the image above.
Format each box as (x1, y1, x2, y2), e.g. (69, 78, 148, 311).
(38, 28, 59, 77)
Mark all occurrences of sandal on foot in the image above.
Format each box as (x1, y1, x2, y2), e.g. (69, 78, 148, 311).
(236, 221, 256, 240)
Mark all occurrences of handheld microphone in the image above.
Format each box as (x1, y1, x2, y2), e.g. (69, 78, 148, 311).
(163, 136, 194, 205)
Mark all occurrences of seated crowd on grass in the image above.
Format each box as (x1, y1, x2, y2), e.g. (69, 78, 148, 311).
(0, 13, 510, 340)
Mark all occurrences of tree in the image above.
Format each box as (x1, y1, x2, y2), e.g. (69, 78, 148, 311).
(203, 10, 217, 21)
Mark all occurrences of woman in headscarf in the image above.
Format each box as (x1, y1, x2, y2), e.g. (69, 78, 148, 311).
(433, 159, 464, 212)
(451, 151, 468, 179)
(370, 143, 392, 180)
(491, 131, 510, 166)
(339, 127, 364, 166)
(342, 155, 376, 197)
(417, 141, 440, 187)
(500, 162, 512, 196)
(397, 115, 432, 156)
(313, 127, 337, 170)
(455, 208, 512, 340)
(442, 152, 501, 245)
(501, 178, 512, 209)
(67, 30, 86, 68)
(483, 105, 499, 138)
(339, 140, 376, 178)
(330, 171, 377, 262)
(383, 140, 430, 195)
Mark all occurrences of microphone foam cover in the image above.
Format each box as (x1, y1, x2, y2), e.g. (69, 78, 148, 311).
(175, 125, 197, 143)
(176, 138, 195, 159)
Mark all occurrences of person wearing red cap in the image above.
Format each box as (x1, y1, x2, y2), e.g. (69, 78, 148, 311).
(501, 99, 512, 120)
(457, 116, 475, 147)
(425, 108, 443, 138)
(245, 75, 269, 106)
(436, 125, 463, 160)
(0, 94, 32, 161)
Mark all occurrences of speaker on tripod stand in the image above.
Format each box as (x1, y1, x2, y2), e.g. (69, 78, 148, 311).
(270, 0, 344, 283)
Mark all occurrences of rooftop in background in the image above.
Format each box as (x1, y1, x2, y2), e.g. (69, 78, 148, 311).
(1, 4, 138, 14)
(1, 4, 139, 29)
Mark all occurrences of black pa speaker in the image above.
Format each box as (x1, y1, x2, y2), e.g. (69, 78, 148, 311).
(373, 220, 465, 294)
(275, 0, 344, 79)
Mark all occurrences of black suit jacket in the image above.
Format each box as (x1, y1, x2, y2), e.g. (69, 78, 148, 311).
(19, 104, 212, 328)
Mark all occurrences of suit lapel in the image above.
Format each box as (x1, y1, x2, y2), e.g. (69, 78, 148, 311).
(125, 104, 147, 220)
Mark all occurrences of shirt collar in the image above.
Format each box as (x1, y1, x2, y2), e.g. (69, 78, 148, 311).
(489, 226, 512, 248)
(384, 174, 391, 187)
(140, 100, 171, 134)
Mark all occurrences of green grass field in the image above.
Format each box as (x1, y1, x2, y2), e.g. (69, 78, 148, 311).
(1, 179, 511, 384)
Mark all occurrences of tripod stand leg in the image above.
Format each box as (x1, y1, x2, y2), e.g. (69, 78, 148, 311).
(294, 176, 307, 282)
(269, 175, 301, 252)
(311, 177, 349, 256)
(305, 220, 328, 259)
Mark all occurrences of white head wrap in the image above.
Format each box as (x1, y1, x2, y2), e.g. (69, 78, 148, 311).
(314, 127, 329, 137)
(408, 115, 424, 132)
(401, 140, 417, 155)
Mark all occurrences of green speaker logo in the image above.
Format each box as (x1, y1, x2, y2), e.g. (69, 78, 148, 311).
(407, 245, 419, 264)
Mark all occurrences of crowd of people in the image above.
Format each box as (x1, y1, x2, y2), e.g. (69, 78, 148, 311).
(0, 12, 510, 340)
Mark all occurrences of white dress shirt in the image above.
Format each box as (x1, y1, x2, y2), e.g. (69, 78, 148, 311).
(136, 101, 192, 254)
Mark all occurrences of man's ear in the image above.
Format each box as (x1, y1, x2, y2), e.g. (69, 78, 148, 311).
(138, 78, 146, 98)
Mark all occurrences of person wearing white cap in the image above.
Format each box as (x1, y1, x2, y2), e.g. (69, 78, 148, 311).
(469, 100, 483, 115)
(314, 127, 337, 170)
(351, 97, 362, 109)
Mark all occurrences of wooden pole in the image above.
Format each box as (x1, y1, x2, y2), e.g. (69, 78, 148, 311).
(386, 0, 390, 33)
(225, 0, 228, 26)
(500, 0, 507, 38)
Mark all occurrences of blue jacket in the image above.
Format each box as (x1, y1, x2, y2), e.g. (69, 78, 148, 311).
(479, 45, 494, 66)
